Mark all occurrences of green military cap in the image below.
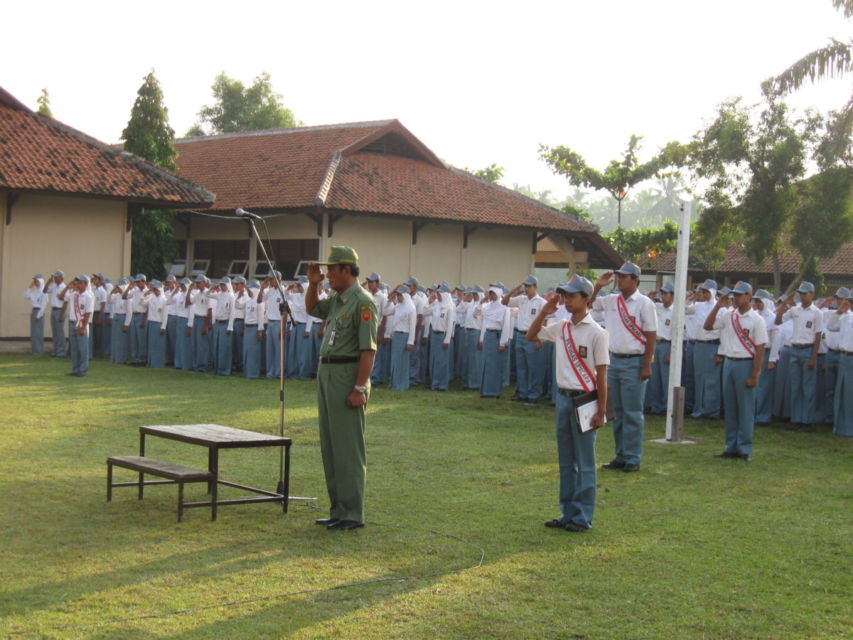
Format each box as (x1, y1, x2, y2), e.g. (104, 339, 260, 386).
(318, 246, 359, 265)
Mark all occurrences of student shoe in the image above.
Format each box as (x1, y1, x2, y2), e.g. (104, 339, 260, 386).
(601, 459, 626, 470)
(563, 522, 588, 532)
(544, 519, 566, 528)
(715, 451, 737, 458)
(327, 520, 365, 531)
(315, 518, 339, 526)
(736, 454, 752, 461)
(622, 463, 640, 472)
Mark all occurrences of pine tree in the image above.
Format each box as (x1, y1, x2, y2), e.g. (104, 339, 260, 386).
(121, 71, 178, 278)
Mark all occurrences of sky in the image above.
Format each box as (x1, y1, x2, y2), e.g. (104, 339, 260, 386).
(4, 0, 851, 201)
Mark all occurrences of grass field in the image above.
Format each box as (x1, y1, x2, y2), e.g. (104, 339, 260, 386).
(1, 353, 851, 639)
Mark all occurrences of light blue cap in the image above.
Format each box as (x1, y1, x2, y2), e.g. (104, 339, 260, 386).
(134, 273, 147, 282)
(474, 285, 484, 293)
(220, 276, 231, 285)
(615, 262, 641, 277)
(731, 281, 753, 295)
(194, 274, 206, 283)
(405, 277, 419, 287)
(438, 283, 450, 293)
(118, 278, 130, 286)
(180, 277, 191, 285)
(754, 289, 773, 300)
(233, 276, 247, 285)
(75, 274, 90, 284)
(660, 282, 675, 294)
(699, 279, 718, 291)
(164, 274, 176, 283)
(366, 272, 381, 282)
(834, 286, 850, 299)
(796, 281, 815, 294)
(417, 285, 426, 293)
(395, 286, 407, 295)
(556, 275, 593, 296)
(522, 275, 538, 286)
(149, 280, 162, 289)
(719, 286, 732, 295)
(52, 270, 64, 278)
(249, 279, 260, 288)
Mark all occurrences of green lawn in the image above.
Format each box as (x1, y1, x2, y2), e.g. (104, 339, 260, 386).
(1, 354, 851, 639)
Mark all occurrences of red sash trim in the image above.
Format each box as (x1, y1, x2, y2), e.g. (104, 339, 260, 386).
(561, 320, 597, 392)
(616, 295, 647, 345)
(731, 310, 756, 358)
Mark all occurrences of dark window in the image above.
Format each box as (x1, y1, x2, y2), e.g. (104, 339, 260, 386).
(259, 239, 319, 280)
(194, 240, 250, 278)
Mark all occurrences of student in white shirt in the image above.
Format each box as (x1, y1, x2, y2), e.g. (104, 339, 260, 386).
(504, 275, 547, 404)
(44, 270, 68, 357)
(775, 281, 823, 430)
(478, 286, 512, 398)
(529, 275, 609, 532)
(824, 288, 853, 436)
(705, 281, 769, 460)
(645, 282, 675, 415)
(67, 275, 94, 377)
(143, 280, 168, 368)
(24, 274, 48, 355)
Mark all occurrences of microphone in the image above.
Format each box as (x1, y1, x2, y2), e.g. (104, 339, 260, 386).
(235, 207, 263, 220)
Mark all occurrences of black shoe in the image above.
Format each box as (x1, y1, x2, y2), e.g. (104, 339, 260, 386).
(327, 520, 365, 531)
(736, 453, 752, 461)
(315, 518, 339, 526)
(715, 451, 737, 458)
(510, 395, 523, 402)
(785, 422, 801, 431)
(544, 518, 566, 528)
(800, 424, 815, 433)
(563, 522, 588, 532)
(602, 459, 626, 470)
(622, 463, 640, 473)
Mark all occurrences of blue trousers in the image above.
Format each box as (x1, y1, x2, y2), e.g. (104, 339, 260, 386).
(243, 325, 263, 378)
(691, 342, 722, 419)
(833, 353, 853, 436)
(295, 323, 318, 380)
(285, 322, 300, 378)
(645, 341, 671, 414)
(191, 320, 210, 372)
(308, 323, 322, 378)
(684, 341, 695, 413)
(51, 308, 66, 356)
(824, 350, 840, 425)
(409, 325, 424, 386)
(232, 318, 245, 371)
(608, 355, 647, 465)
(453, 325, 465, 379)
(420, 328, 431, 384)
(146, 321, 166, 368)
(212, 321, 232, 376)
(789, 346, 817, 424)
(815, 353, 830, 423)
(430, 330, 451, 390)
(372, 335, 390, 384)
(69, 323, 89, 375)
(30, 308, 45, 355)
(389, 332, 411, 391)
(176, 317, 192, 370)
(111, 315, 129, 364)
(754, 350, 775, 424)
(479, 331, 507, 397)
(265, 319, 282, 378)
(166, 315, 177, 364)
(555, 391, 597, 528)
(514, 331, 546, 401)
(722, 358, 757, 455)
(772, 346, 791, 419)
(99, 317, 111, 358)
(462, 328, 481, 390)
(128, 312, 147, 364)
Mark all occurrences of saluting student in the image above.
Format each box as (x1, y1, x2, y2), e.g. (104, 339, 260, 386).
(686, 279, 723, 419)
(67, 275, 94, 377)
(645, 282, 674, 415)
(240, 280, 266, 379)
(123, 275, 149, 365)
(590, 262, 657, 473)
(45, 270, 68, 357)
(143, 280, 168, 368)
(504, 276, 547, 404)
(704, 282, 769, 460)
(775, 281, 823, 431)
(185, 275, 212, 373)
(478, 286, 512, 398)
(386, 286, 417, 391)
(529, 275, 609, 532)
(824, 287, 852, 437)
(24, 275, 48, 355)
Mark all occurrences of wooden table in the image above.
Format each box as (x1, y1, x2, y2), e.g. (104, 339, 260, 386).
(139, 424, 292, 520)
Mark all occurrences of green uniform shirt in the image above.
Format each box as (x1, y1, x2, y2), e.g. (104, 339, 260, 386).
(310, 281, 378, 357)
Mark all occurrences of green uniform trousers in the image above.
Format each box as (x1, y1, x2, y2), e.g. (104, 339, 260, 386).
(317, 361, 367, 522)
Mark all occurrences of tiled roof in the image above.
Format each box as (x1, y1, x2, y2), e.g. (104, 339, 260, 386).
(0, 87, 214, 208)
(174, 120, 597, 234)
(640, 243, 853, 276)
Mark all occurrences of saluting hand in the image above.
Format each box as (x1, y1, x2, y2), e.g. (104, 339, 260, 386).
(595, 271, 614, 289)
(307, 262, 324, 285)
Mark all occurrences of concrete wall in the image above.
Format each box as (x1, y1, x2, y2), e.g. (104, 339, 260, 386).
(0, 194, 129, 337)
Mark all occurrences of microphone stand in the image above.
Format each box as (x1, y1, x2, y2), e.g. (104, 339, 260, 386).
(241, 211, 317, 506)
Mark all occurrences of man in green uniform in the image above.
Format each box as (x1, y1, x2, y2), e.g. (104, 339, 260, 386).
(306, 246, 378, 531)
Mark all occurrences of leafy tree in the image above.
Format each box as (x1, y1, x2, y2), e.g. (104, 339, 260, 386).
(36, 89, 52, 117)
(540, 135, 686, 227)
(190, 72, 298, 135)
(465, 163, 505, 183)
(689, 93, 814, 292)
(121, 71, 179, 278)
(604, 221, 679, 264)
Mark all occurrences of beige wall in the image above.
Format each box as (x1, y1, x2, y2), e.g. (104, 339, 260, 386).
(460, 227, 533, 286)
(0, 194, 129, 337)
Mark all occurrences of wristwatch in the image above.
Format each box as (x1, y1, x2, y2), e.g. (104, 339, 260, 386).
(353, 385, 367, 394)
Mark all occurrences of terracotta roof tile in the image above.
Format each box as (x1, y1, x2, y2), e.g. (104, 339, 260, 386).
(0, 87, 214, 208)
(173, 120, 596, 233)
(640, 243, 853, 276)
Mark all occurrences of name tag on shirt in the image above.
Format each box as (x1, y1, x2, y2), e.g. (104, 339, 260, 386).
(578, 346, 588, 358)
(665, 319, 671, 326)
(806, 321, 812, 329)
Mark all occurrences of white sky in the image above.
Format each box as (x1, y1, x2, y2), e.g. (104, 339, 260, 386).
(4, 0, 851, 200)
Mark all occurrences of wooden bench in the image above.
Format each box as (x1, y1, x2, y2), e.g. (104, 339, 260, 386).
(107, 455, 216, 521)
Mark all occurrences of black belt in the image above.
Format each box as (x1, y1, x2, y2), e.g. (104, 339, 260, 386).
(611, 352, 643, 358)
(840, 350, 853, 356)
(394, 331, 408, 334)
(727, 356, 753, 361)
(320, 356, 359, 364)
(696, 339, 719, 344)
(657, 339, 671, 343)
(432, 330, 445, 335)
(558, 388, 587, 397)
(245, 324, 257, 327)
(485, 329, 500, 333)
(791, 344, 813, 349)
